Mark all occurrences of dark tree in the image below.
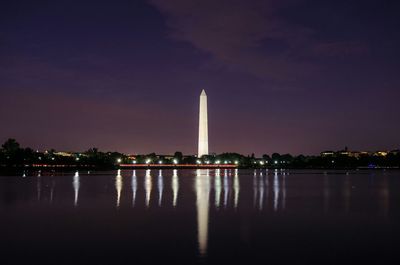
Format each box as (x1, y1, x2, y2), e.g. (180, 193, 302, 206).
(271, 153, 281, 161)
(174, 151, 183, 161)
(2, 138, 20, 153)
(1, 139, 24, 166)
(262, 154, 270, 160)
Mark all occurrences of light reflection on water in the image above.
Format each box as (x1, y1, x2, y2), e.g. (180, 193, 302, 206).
(233, 169, 239, 209)
(37, 174, 41, 201)
(0, 169, 397, 264)
(24, 169, 393, 217)
(131, 170, 137, 207)
(158, 170, 163, 206)
(215, 169, 221, 208)
(172, 169, 179, 207)
(115, 169, 122, 208)
(145, 169, 152, 208)
(195, 169, 210, 257)
(223, 169, 229, 208)
(73, 170, 80, 207)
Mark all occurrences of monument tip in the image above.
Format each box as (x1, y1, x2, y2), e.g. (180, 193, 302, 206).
(201, 89, 206, 96)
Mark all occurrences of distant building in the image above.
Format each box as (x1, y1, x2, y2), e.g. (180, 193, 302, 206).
(127, 154, 136, 160)
(343, 151, 362, 158)
(390, 150, 399, 155)
(54, 151, 73, 157)
(321, 149, 392, 158)
(373, 151, 388, 157)
(321, 151, 335, 157)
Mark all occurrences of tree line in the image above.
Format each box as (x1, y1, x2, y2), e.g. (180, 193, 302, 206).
(0, 138, 399, 169)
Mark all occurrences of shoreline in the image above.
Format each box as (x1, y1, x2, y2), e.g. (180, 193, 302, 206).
(0, 165, 399, 170)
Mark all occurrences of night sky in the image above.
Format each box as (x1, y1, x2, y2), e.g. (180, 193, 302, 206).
(1, 0, 399, 155)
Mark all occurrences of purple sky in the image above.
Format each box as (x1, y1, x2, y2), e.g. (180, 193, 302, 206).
(1, 0, 399, 155)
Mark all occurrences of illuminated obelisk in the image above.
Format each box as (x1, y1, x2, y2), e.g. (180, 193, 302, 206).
(198, 89, 209, 157)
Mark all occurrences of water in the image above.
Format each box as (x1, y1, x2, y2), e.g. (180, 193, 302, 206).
(1, 169, 399, 265)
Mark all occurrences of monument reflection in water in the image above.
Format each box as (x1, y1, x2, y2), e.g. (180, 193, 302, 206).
(0, 169, 398, 265)
(195, 169, 210, 256)
(68, 168, 289, 256)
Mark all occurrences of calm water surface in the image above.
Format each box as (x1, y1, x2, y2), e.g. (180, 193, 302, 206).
(1, 169, 399, 264)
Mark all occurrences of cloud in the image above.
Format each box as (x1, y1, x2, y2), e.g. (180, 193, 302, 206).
(148, 1, 312, 83)
(149, 0, 368, 88)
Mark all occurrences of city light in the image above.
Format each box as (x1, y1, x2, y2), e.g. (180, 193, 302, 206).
(259, 161, 264, 165)
(224, 161, 228, 164)
(173, 159, 178, 164)
(159, 160, 163, 164)
(76, 157, 80, 161)
(274, 160, 278, 164)
(132, 160, 137, 164)
(146, 159, 151, 164)
(117, 158, 122, 163)
(215, 160, 220, 164)
(196, 160, 201, 164)
(234, 160, 239, 165)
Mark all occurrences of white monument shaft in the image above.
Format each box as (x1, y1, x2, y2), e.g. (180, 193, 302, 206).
(198, 90, 208, 157)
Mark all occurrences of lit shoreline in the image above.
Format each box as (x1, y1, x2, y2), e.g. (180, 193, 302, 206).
(119, 163, 237, 169)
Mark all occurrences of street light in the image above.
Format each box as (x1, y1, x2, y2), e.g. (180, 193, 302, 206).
(173, 159, 178, 164)
(117, 158, 122, 163)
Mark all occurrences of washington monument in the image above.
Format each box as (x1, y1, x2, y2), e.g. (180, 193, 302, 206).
(198, 89, 209, 157)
